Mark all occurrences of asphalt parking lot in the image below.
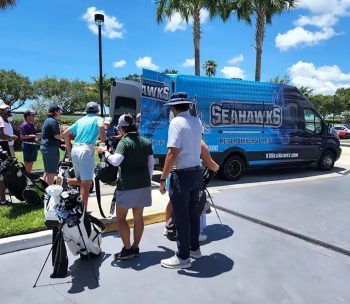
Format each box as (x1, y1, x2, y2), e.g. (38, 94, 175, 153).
(1, 142, 349, 303)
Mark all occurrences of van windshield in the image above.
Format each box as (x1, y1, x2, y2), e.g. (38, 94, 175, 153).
(304, 109, 322, 134)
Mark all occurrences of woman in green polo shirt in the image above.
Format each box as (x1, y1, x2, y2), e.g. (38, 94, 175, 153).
(97, 113, 155, 260)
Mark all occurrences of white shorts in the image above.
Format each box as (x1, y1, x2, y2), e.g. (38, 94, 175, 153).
(71, 144, 95, 180)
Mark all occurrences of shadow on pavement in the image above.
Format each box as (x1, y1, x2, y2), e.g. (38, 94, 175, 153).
(68, 251, 111, 294)
(178, 253, 234, 278)
(201, 224, 234, 245)
(111, 245, 173, 270)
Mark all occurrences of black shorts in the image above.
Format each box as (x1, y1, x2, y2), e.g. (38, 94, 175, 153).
(0, 141, 11, 156)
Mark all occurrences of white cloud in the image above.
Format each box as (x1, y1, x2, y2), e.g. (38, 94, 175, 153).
(220, 66, 245, 79)
(164, 9, 209, 32)
(135, 56, 159, 70)
(82, 7, 124, 39)
(181, 58, 195, 67)
(276, 27, 337, 51)
(275, 0, 350, 51)
(288, 61, 350, 94)
(165, 12, 187, 32)
(113, 60, 126, 68)
(227, 54, 244, 65)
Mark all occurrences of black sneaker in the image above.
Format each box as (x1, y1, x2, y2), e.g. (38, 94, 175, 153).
(132, 246, 140, 257)
(114, 247, 135, 260)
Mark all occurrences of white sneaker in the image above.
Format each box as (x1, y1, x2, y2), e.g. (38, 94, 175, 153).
(190, 248, 202, 259)
(198, 233, 207, 242)
(161, 255, 191, 269)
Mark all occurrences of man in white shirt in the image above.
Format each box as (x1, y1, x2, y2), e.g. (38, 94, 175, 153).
(0, 99, 18, 204)
(159, 92, 203, 269)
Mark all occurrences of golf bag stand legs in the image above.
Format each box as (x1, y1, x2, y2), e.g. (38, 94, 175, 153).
(33, 225, 66, 288)
(205, 189, 223, 227)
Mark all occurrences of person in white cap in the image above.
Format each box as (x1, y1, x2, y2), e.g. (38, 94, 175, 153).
(159, 92, 203, 269)
(0, 99, 18, 204)
(62, 101, 105, 208)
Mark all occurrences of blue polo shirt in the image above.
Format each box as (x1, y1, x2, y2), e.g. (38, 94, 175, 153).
(69, 114, 103, 144)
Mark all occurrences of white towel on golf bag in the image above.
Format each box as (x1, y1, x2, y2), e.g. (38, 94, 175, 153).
(62, 211, 103, 256)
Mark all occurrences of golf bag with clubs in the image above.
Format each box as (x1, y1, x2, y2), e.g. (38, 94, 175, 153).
(0, 149, 47, 204)
(44, 185, 105, 257)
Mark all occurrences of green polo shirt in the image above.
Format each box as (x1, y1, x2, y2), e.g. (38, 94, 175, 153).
(115, 133, 153, 191)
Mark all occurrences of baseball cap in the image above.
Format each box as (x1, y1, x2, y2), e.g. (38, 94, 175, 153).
(48, 103, 61, 112)
(117, 114, 135, 129)
(165, 92, 193, 106)
(23, 109, 36, 117)
(104, 117, 113, 124)
(0, 99, 10, 109)
(85, 102, 100, 113)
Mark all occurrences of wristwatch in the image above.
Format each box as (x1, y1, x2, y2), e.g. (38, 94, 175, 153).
(160, 178, 166, 183)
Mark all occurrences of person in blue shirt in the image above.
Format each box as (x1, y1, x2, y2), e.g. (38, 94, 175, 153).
(62, 102, 105, 208)
(40, 104, 62, 185)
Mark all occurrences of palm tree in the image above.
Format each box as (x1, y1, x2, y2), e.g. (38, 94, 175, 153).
(0, 0, 16, 10)
(210, 0, 297, 81)
(203, 60, 217, 77)
(157, 0, 215, 76)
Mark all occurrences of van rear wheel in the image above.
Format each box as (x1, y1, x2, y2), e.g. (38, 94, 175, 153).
(318, 151, 335, 171)
(221, 155, 245, 181)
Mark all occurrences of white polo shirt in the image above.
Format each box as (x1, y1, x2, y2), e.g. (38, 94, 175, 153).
(167, 111, 202, 169)
(0, 116, 14, 145)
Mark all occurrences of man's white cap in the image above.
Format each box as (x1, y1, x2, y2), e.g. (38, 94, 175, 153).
(105, 117, 113, 124)
(0, 99, 9, 109)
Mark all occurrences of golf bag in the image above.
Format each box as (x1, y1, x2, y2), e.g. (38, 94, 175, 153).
(22, 177, 48, 205)
(44, 185, 105, 257)
(0, 155, 28, 201)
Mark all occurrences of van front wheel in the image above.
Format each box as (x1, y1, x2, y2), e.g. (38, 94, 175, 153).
(221, 156, 245, 181)
(318, 151, 335, 171)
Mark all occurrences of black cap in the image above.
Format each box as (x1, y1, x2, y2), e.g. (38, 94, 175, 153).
(85, 102, 100, 113)
(23, 109, 35, 118)
(48, 103, 61, 113)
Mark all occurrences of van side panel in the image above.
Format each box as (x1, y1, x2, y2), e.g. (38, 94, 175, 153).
(139, 69, 331, 168)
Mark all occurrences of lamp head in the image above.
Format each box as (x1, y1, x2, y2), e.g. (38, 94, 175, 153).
(94, 13, 104, 26)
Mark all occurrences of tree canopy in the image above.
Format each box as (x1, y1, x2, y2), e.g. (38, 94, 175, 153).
(0, 70, 34, 110)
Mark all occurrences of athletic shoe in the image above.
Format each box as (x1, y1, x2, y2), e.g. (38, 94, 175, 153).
(0, 200, 10, 205)
(132, 246, 140, 257)
(161, 255, 191, 269)
(190, 248, 202, 259)
(114, 247, 135, 260)
(198, 233, 207, 242)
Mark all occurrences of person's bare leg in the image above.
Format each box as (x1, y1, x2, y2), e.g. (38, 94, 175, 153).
(80, 180, 91, 209)
(24, 161, 34, 173)
(132, 207, 144, 249)
(46, 173, 55, 185)
(116, 204, 131, 249)
(0, 182, 6, 201)
(165, 201, 173, 222)
(67, 178, 80, 186)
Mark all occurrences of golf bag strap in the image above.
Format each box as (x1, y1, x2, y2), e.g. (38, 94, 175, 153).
(94, 176, 107, 218)
(89, 214, 106, 231)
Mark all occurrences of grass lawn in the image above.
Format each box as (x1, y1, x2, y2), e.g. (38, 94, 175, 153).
(0, 203, 46, 238)
(0, 150, 101, 238)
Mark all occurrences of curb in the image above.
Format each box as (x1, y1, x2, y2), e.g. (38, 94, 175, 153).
(0, 210, 166, 255)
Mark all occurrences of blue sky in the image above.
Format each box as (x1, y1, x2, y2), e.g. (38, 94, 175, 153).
(1, 0, 350, 95)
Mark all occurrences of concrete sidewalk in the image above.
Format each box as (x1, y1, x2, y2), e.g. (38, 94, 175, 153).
(0, 184, 169, 255)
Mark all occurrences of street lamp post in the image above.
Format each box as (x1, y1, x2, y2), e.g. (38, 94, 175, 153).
(333, 95, 336, 124)
(95, 13, 104, 117)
